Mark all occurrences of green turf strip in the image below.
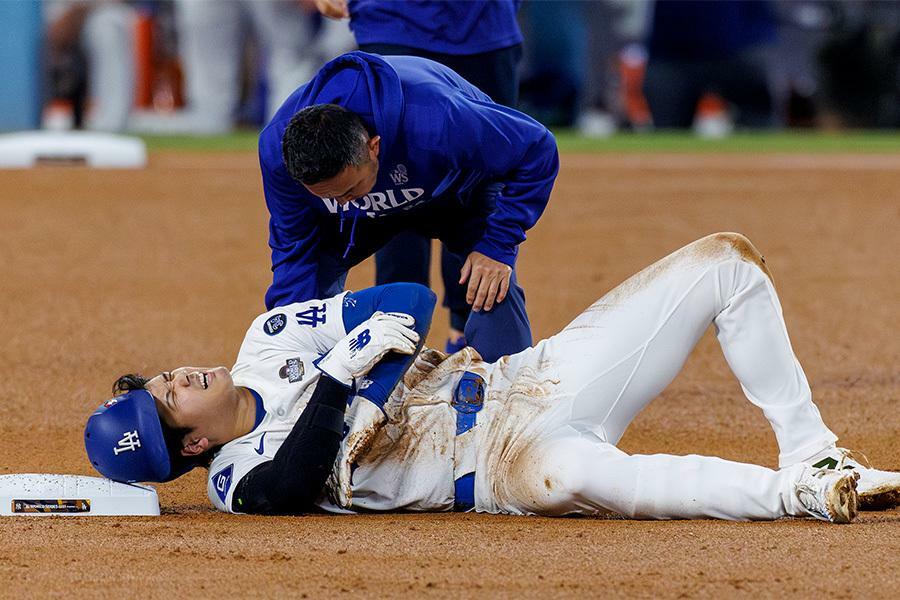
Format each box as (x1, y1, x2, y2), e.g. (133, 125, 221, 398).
(554, 130, 900, 153)
(140, 129, 900, 154)
(141, 131, 260, 152)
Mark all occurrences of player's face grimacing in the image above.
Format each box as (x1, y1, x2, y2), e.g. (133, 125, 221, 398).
(304, 135, 381, 205)
(144, 366, 237, 457)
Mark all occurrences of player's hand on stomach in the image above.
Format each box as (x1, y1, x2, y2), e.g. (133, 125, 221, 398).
(315, 312, 419, 386)
(459, 251, 512, 312)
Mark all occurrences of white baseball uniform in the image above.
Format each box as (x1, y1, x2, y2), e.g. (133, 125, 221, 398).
(209, 233, 839, 520)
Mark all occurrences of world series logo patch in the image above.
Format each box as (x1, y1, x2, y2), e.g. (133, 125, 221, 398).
(12, 499, 91, 514)
(390, 163, 408, 185)
(278, 358, 305, 383)
(264, 313, 287, 336)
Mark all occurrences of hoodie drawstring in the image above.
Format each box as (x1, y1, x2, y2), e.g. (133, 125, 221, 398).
(342, 209, 360, 259)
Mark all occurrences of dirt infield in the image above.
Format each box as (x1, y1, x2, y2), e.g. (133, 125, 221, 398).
(1, 151, 898, 598)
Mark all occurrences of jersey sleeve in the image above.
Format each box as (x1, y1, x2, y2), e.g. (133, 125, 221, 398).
(440, 95, 559, 266)
(240, 292, 351, 363)
(212, 376, 351, 515)
(259, 129, 324, 310)
(207, 446, 268, 514)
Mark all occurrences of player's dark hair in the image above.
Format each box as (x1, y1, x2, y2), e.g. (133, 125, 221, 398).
(112, 373, 213, 471)
(281, 104, 371, 185)
(112, 373, 149, 395)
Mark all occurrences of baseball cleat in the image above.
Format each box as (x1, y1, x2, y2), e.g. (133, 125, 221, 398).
(805, 447, 900, 510)
(793, 467, 859, 524)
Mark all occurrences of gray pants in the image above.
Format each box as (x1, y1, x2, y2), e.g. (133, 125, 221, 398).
(174, 0, 317, 131)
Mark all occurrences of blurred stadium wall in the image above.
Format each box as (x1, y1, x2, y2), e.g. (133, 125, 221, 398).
(0, 1, 42, 131)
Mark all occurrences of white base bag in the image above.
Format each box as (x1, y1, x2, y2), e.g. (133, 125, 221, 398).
(0, 131, 147, 168)
(0, 474, 159, 516)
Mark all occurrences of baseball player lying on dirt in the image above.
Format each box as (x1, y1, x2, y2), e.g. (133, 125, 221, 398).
(85, 233, 900, 523)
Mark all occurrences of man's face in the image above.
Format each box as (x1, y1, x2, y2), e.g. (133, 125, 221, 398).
(304, 135, 381, 205)
(145, 366, 234, 455)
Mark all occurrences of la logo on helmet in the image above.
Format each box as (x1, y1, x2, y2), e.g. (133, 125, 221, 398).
(113, 430, 141, 455)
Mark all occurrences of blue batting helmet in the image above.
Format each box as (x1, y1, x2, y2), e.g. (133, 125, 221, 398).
(84, 389, 188, 483)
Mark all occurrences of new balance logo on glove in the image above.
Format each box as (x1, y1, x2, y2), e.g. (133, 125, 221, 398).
(314, 312, 418, 387)
(348, 329, 371, 357)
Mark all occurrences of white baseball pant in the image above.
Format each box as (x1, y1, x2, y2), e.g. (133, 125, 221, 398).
(482, 233, 837, 519)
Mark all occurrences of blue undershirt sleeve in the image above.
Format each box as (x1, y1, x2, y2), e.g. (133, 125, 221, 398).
(342, 283, 437, 409)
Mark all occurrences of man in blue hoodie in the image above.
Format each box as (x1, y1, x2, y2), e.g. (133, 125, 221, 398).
(258, 51, 558, 365)
(314, 0, 525, 355)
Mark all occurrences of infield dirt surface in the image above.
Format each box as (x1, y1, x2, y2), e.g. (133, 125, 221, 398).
(1, 151, 898, 598)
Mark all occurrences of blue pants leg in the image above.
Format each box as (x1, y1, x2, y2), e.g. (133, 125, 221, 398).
(375, 231, 431, 287)
(441, 245, 471, 332)
(361, 40, 520, 338)
(463, 269, 532, 362)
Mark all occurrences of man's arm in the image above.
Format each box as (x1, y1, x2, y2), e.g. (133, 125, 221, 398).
(230, 375, 350, 514)
(266, 217, 321, 310)
(260, 127, 323, 310)
(341, 283, 437, 411)
(443, 97, 560, 311)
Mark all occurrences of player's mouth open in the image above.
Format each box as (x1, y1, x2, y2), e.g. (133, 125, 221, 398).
(196, 372, 209, 389)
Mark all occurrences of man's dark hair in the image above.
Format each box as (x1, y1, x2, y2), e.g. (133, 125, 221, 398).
(281, 104, 371, 185)
(112, 373, 213, 471)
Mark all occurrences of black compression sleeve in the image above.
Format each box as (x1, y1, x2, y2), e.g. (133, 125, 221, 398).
(231, 375, 350, 514)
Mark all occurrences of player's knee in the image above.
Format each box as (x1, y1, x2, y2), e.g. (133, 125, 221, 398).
(696, 232, 771, 279)
(715, 232, 758, 257)
(717, 232, 771, 279)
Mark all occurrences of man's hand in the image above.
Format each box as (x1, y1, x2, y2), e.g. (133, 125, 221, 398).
(311, 0, 349, 19)
(315, 312, 419, 386)
(459, 251, 512, 313)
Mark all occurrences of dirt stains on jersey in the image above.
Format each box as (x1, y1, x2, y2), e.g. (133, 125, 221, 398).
(329, 347, 486, 510)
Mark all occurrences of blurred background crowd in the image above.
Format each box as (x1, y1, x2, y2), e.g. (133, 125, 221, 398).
(20, 0, 900, 136)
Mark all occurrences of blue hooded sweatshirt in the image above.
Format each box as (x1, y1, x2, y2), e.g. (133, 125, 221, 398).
(348, 0, 523, 56)
(259, 51, 558, 310)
